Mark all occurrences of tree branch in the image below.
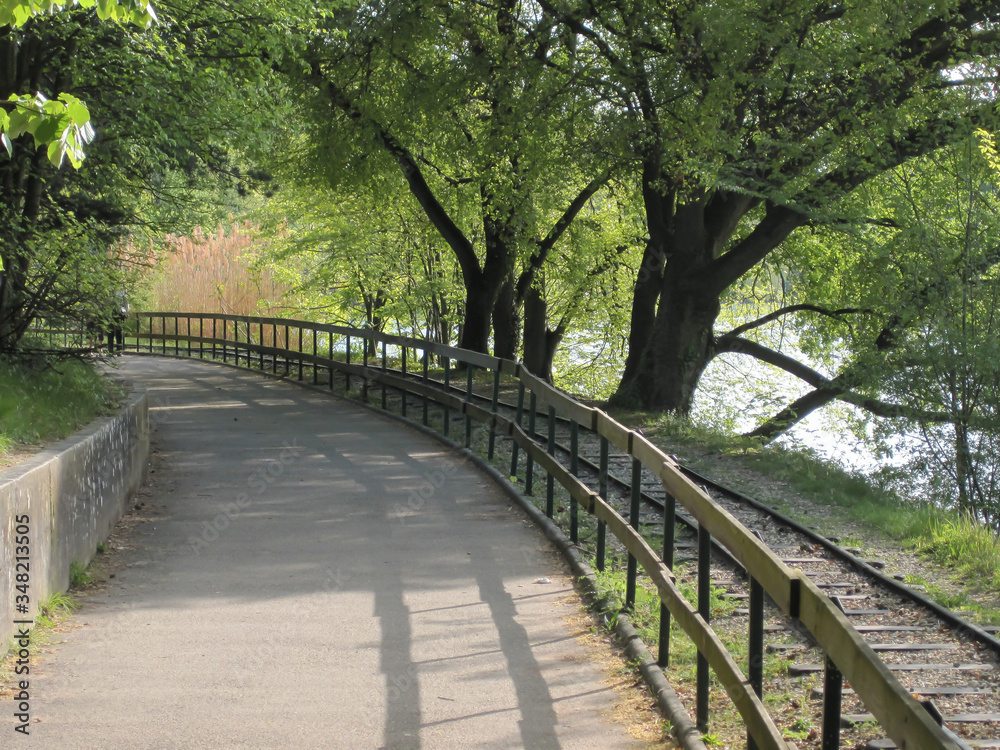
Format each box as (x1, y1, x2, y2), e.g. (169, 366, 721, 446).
(703, 203, 806, 296)
(720, 337, 955, 440)
(320, 75, 483, 287)
(717, 305, 870, 342)
(514, 169, 612, 303)
(716, 336, 831, 388)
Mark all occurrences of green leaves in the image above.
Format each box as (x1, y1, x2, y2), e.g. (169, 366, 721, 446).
(1, 93, 95, 168)
(0, 0, 155, 166)
(0, 0, 156, 28)
(975, 128, 1000, 174)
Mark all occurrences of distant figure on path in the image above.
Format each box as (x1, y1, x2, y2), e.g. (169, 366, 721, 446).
(108, 289, 129, 354)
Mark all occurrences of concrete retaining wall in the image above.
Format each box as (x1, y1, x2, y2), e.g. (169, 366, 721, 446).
(0, 386, 149, 647)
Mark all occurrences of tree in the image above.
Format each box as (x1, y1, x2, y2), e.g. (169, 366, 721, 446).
(804, 136, 1000, 527)
(0, 0, 278, 353)
(288, 0, 616, 364)
(535, 0, 1000, 411)
(262, 172, 467, 348)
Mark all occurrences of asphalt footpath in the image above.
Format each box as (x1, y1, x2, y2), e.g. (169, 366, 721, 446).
(21, 356, 647, 749)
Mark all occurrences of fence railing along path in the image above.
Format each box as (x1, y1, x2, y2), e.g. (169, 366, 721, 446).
(41, 311, 967, 750)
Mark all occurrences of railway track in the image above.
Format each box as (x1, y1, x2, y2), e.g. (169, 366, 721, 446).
(137, 340, 1000, 749)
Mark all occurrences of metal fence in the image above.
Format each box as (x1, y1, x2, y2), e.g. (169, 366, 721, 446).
(74, 312, 967, 749)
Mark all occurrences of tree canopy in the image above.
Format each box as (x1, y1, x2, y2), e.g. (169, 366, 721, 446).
(0, 0, 276, 352)
(281, 0, 625, 368)
(526, 0, 1000, 413)
(6, 0, 1000, 522)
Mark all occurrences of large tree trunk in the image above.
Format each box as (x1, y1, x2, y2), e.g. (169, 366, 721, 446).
(522, 285, 563, 381)
(612, 183, 797, 412)
(0, 149, 48, 352)
(491, 275, 518, 360)
(615, 169, 672, 394)
(615, 275, 720, 412)
(0, 250, 23, 351)
(0, 26, 74, 352)
(459, 280, 493, 353)
(612, 193, 722, 412)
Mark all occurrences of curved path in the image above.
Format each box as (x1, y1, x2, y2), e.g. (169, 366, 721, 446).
(26, 357, 646, 749)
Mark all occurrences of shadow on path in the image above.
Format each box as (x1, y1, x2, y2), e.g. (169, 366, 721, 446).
(22, 357, 639, 750)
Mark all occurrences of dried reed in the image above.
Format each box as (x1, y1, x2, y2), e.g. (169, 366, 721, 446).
(144, 222, 291, 316)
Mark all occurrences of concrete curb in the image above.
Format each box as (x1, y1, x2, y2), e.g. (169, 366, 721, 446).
(0, 383, 149, 647)
(148, 354, 708, 749)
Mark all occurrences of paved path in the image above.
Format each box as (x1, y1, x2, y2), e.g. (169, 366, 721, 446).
(25, 357, 645, 749)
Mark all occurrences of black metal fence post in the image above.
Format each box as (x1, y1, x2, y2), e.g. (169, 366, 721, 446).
(312, 328, 318, 384)
(597, 436, 609, 572)
(625, 457, 641, 610)
(745, 528, 768, 750)
(488, 367, 500, 459)
(658, 492, 676, 667)
(422, 348, 430, 427)
(569, 421, 579, 543)
(510, 382, 525, 477)
(284, 325, 290, 376)
(747, 571, 765, 750)
(401, 343, 408, 417)
(344, 334, 351, 390)
(420, 349, 431, 427)
(297, 327, 304, 381)
(442, 357, 451, 437)
(525, 392, 537, 496)
(330, 332, 336, 390)
(697, 524, 712, 732)
(465, 365, 474, 448)
(362, 334, 369, 400)
(545, 405, 556, 517)
(822, 597, 846, 750)
(381, 340, 388, 410)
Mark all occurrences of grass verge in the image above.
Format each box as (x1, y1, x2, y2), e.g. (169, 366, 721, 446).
(0, 354, 118, 460)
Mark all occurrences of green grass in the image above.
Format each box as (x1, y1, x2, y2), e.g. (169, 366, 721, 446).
(36, 592, 78, 627)
(1, 592, 78, 686)
(68, 561, 93, 588)
(0, 356, 117, 458)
